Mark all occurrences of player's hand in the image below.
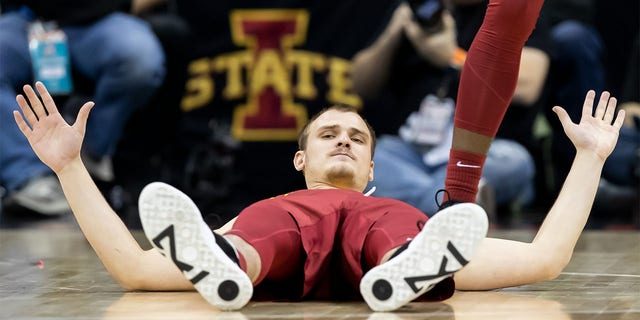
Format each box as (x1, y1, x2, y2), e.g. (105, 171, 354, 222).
(404, 7, 457, 68)
(552, 90, 626, 161)
(13, 81, 94, 174)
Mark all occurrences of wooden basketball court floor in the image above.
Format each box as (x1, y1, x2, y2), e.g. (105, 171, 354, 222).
(1, 217, 638, 320)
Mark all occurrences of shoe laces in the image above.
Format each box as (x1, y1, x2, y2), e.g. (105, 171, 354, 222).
(434, 189, 461, 210)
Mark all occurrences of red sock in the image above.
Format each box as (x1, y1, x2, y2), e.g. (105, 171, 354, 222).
(444, 149, 486, 203)
(445, 0, 542, 203)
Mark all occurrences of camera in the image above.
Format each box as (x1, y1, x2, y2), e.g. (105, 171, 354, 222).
(407, 0, 445, 30)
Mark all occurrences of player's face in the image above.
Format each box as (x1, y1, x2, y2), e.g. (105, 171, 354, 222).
(294, 110, 374, 191)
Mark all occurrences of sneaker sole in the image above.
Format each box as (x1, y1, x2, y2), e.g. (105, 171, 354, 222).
(360, 202, 488, 312)
(138, 182, 253, 310)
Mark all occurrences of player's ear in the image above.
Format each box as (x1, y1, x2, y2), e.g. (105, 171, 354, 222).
(368, 160, 374, 181)
(294, 150, 305, 172)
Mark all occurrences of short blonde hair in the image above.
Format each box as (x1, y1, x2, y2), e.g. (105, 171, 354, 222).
(297, 104, 376, 157)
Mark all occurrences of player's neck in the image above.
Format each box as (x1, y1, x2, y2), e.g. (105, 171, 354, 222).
(306, 180, 364, 193)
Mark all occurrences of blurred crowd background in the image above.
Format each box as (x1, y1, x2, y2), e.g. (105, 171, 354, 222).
(0, 0, 638, 229)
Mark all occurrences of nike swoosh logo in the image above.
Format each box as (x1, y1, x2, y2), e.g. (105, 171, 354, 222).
(404, 242, 469, 293)
(456, 161, 481, 169)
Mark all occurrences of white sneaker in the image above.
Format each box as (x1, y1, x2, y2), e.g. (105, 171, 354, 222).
(360, 202, 488, 312)
(82, 153, 114, 182)
(9, 175, 70, 215)
(138, 182, 253, 310)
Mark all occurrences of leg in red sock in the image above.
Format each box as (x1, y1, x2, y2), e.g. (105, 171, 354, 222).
(444, 0, 544, 203)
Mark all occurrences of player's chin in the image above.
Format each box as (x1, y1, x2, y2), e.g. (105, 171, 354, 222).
(325, 165, 355, 181)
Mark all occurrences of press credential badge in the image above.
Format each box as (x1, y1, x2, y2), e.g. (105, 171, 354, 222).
(28, 21, 73, 95)
(399, 94, 455, 146)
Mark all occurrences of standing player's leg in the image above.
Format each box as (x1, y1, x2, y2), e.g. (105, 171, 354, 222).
(443, 0, 544, 204)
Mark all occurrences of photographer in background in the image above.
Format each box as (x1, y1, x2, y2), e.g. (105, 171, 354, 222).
(351, 0, 542, 220)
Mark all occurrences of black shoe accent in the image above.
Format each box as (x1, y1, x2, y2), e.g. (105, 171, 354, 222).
(218, 280, 240, 301)
(403, 241, 466, 293)
(152, 225, 211, 284)
(404, 256, 451, 293)
(389, 241, 410, 260)
(152, 225, 194, 272)
(213, 233, 240, 266)
(447, 241, 469, 266)
(372, 279, 393, 301)
(190, 270, 211, 285)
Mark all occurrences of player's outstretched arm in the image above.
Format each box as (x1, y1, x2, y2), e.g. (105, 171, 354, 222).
(454, 90, 625, 290)
(13, 82, 192, 291)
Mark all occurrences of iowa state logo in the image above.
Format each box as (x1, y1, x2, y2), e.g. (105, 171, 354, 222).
(181, 9, 362, 141)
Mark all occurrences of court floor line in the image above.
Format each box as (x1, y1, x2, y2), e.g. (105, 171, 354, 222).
(560, 272, 640, 278)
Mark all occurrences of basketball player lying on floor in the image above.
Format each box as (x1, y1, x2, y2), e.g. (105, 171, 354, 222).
(14, 82, 624, 311)
(11, 0, 623, 312)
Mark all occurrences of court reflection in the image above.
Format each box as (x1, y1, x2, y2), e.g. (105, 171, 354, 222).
(366, 302, 454, 320)
(366, 291, 570, 320)
(103, 292, 247, 320)
(444, 291, 570, 320)
(103, 290, 570, 320)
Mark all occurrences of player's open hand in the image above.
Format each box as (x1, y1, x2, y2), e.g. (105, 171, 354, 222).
(552, 90, 626, 161)
(13, 82, 94, 174)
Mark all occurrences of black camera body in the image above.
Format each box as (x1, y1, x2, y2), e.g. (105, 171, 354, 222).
(407, 0, 445, 30)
